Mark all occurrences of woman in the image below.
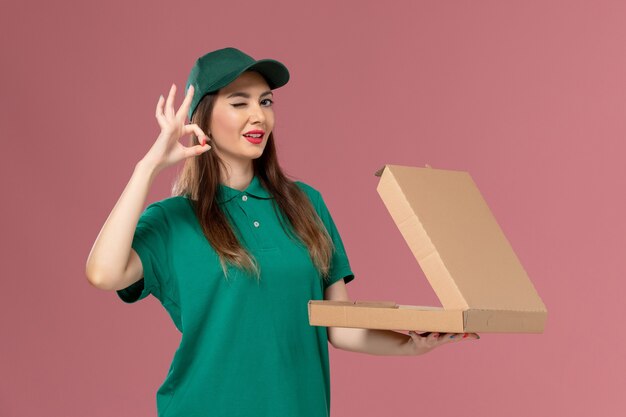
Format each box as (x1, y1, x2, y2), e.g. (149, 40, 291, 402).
(86, 47, 478, 417)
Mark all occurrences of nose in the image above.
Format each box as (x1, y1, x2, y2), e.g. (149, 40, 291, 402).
(249, 102, 266, 124)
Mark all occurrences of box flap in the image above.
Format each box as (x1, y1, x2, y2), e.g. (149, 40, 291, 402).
(374, 164, 547, 313)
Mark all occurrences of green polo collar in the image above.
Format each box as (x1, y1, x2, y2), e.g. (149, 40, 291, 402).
(217, 175, 272, 203)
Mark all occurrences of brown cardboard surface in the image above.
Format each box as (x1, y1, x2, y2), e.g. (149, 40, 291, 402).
(308, 164, 548, 333)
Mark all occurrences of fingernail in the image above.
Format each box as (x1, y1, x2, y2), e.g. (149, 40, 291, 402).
(476, 334, 481, 340)
(449, 335, 455, 339)
(463, 333, 468, 338)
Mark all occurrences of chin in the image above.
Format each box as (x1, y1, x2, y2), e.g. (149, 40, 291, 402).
(245, 144, 265, 157)
(248, 150, 264, 160)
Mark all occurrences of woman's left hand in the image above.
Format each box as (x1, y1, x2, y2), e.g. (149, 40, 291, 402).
(406, 331, 480, 355)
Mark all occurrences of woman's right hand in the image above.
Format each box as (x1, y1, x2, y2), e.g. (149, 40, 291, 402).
(142, 83, 211, 173)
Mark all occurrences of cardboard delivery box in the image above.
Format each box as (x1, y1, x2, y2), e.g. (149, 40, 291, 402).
(308, 164, 547, 333)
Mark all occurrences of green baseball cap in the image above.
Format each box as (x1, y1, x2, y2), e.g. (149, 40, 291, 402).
(185, 47, 290, 120)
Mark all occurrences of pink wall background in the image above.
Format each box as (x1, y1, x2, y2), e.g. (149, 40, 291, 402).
(2, 0, 624, 415)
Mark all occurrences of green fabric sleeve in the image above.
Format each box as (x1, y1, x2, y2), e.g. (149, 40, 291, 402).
(313, 191, 355, 290)
(116, 203, 170, 303)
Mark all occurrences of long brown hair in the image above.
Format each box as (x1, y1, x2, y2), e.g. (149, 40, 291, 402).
(171, 84, 334, 284)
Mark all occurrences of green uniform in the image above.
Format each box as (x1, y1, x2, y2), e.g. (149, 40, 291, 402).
(117, 175, 355, 417)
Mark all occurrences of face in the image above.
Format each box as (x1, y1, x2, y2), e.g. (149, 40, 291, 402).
(209, 71, 275, 169)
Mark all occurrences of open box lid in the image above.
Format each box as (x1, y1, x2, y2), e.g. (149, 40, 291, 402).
(374, 164, 547, 313)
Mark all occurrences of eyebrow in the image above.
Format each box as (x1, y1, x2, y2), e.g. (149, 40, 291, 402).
(226, 90, 273, 99)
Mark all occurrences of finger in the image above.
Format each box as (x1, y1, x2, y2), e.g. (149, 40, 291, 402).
(182, 124, 208, 143)
(155, 94, 165, 124)
(427, 332, 440, 342)
(176, 84, 194, 121)
(419, 332, 440, 346)
(185, 142, 212, 158)
(408, 331, 421, 343)
(444, 333, 477, 344)
(440, 333, 460, 344)
(165, 83, 176, 116)
(457, 332, 477, 340)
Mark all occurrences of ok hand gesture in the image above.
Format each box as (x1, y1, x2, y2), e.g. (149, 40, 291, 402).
(143, 83, 211, 173)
